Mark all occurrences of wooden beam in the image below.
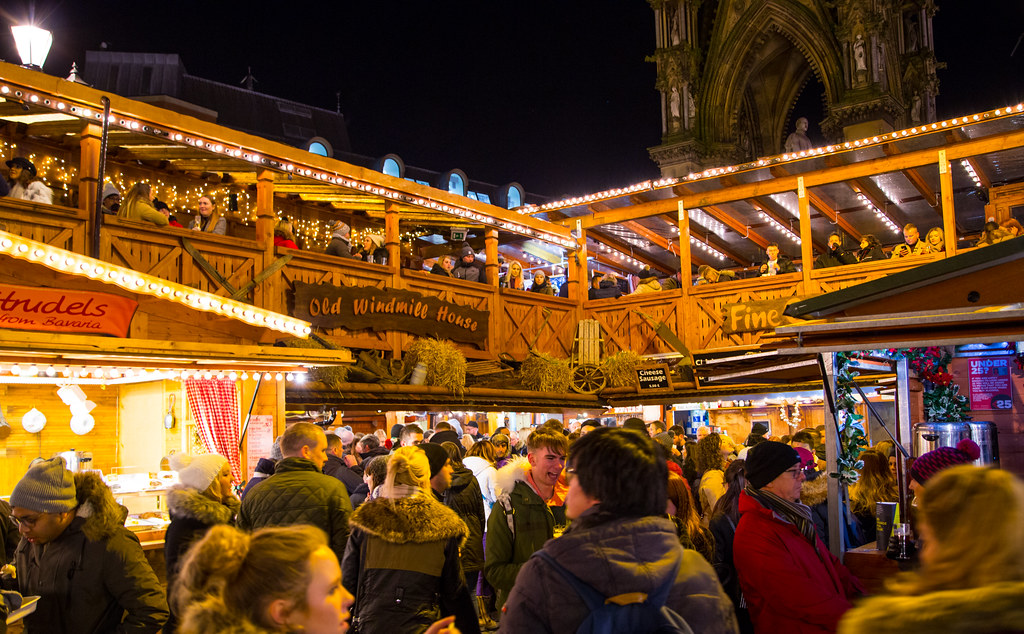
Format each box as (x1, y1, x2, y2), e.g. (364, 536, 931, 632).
(720, 176, 826, 256)
(670, 185, 773, 249)
(882, 143, 942, 216)
(769, 166, 862, 241)
(588, 230, 682, 273)
(568, 127, 1024, 228)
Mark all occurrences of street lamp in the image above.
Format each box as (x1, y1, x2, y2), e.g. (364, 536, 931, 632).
(11, 25, 52, 69)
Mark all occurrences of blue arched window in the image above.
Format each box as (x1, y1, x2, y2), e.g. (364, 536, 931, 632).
(382, 157, 401, 177)
(506, 185, 522, 209)
(308, 142, 328, 156)
(448, 173, 465, 195)
(306, 137, 332, 157)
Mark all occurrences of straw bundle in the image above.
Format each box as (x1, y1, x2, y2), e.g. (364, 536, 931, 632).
(520, 352, 572, 393)
(405, 337, 467, 395)
(279, 337, 350, 388)
(602, 350, 643, 387)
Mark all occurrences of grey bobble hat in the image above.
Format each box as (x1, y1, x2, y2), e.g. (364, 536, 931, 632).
(10, 456, 77, 513)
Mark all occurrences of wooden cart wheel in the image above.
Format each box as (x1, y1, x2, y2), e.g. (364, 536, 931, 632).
(571, 363, 606, 394)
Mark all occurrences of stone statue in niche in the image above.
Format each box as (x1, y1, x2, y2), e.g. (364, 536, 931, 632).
(686, 88, 697, 128)
(670, 8, 681, 46)
(670, 87, 681, 125)
(784, 117, 813, 153)
(911, 94, 922, 123)
(905, 15, 919, 52)
(854, 35, 867, 72)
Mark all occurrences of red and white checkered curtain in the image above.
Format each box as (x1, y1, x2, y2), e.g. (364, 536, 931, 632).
(184, 378, 242, 484)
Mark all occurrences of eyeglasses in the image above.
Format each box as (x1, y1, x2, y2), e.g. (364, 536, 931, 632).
(11, 512, 47, 528)
(783, 467, 804, 478)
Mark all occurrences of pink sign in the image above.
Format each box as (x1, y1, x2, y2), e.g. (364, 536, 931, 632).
(246, 415, 276, 478)
(968, 357, 1013, 411)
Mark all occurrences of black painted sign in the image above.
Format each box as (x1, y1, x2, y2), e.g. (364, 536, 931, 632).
(636, 364, 672, 392)
(293, 282, 488, 345)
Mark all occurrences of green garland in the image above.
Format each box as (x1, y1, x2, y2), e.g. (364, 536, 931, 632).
(832, 352, 868, 485)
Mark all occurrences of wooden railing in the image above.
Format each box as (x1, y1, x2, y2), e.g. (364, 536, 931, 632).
(0, 200, 947, 362)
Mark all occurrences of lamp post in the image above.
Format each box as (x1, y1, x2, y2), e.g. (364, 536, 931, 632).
(11, 25, 52, 70)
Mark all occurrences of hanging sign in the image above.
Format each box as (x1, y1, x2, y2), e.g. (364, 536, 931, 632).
(450, 228, 467, 242)
(293, 281, 489, 345)
(246, 415, 275, 478)
(636, 363, 673, 392)
(721, 296, 804, 334)
(0, 282, 137, 337)
(968, 357, 1012, 410)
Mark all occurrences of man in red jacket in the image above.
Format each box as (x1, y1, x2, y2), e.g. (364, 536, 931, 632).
(734, 441, 863, 633)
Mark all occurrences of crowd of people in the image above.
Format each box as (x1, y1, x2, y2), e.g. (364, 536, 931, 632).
(1, 414, 1020, 634)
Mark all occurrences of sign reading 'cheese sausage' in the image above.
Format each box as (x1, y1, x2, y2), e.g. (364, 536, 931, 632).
(293, 281, 489, 346)
(0, 283, 138, 337)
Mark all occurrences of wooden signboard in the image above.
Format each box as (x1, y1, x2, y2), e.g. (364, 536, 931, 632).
(0, 282, 138, 337)
(636, 363, 673, 392)
(721, 296, 804, 335)
(294, 281, 489, 345)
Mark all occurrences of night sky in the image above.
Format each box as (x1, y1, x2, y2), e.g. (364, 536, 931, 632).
(1, 1, 1021, 199)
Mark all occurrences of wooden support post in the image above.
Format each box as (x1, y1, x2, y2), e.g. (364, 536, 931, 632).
(821, 353, 847, 559)
(938, 150, 957, 257)
(895, 357, 913, 515)
(798, 177, 814, 289)
(484, 228, 499, 287)
(385, 200, 401, 268)
(80, 123, 102, 253)
(568, 222, 587, 301)
(255, 170, 276, 312)
(677, 202, 692, 290)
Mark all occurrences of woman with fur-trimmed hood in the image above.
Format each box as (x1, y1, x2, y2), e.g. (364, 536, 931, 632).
(164, 453, 239, 631)
(341, 446, 479, 634)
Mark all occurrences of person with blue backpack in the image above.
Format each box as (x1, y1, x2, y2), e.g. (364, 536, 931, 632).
(499, 427, 739, 634)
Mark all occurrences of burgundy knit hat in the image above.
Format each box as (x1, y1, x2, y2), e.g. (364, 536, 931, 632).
(910, 439, 981, 484)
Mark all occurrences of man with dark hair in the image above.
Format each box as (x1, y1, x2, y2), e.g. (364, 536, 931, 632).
(400, 424, 425, 447)
(647, 420, 667, 438)
(323, 433, 364, 495)
(733, 441, 862, 632)
(435, 420, 454, 432)
(502, 429, 737, 633)
(239, 422, 353, 563)
(465, 420, 483, 442)
(485, 428, 569, 609)
(580, 419, 602, 435)
(815, 232, 857, 268)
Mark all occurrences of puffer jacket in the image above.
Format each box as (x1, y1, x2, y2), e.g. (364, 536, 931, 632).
(0, 499, 17, 565)
(734, 491, 863, 633)
(14, 471, 168, 633)
(342, 493, 478, 634)
(442, 466, 485, 574)
(462, 456, 497, 520)
(237, 457, 352, 563)
(501, 514, 738, 634)
(631, 278, 663, 294)
(164, 485, 239, 629)
(838, 580, 1024, 634)
(484, 457, 567, 608)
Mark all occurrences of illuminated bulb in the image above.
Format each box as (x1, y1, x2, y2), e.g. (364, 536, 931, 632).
(263, 372, 272, 381)
(229, 372, 238, 381)
(241, 372, 249, 381)
(275, 373, 283, 381)
(45, 365, 56, 377)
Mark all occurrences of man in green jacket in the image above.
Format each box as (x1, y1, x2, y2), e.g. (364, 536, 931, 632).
(485, 427, 569, 608)
(239, 422, 353, 563)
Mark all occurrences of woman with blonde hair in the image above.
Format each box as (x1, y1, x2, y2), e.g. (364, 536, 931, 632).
(848, 449, 898, 545)
(839, 466, 1024, 633)
(695, 432, 728, 523)
(924, 226, 945, 253)
(191, 194, 227, 234)
(119, 182, 168, 227)
(274, 219, 298, 249)
(502, 260, 524, 290)
(341, 446, 478, 634)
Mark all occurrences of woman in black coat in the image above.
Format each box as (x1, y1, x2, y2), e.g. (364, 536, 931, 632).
(857, 234, 887, 262)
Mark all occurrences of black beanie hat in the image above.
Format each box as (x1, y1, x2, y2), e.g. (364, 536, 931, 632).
(418, 442, 449, 478)
(746, 441, 801, 489)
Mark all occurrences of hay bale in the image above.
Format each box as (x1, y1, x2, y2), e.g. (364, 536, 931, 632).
(278, 337, 350, 388)
(602, 350, 643, 387)
(520, 352, 572, 393)
(405, 338, 467, 395)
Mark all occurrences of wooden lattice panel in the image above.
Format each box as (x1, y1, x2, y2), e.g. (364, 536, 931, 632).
(585, 294, 683, 356)
(497, 291, 578, 360)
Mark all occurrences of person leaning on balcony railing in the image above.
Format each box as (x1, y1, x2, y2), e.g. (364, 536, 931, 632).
(890, 223, 930, 258)
(274, 219, 299, 249)
(501, 260, 524, 290)
(529, 270, 555, 295)
(119, 182, 169, 227)
(154, 199, 185, 227)
(976, 220, 1014, 247)
(5, 157, 53, 205)
(1000, 218, 1023, 238)
(815, 232, 858, 268)
(856, 234, 886, 262)
(759, 243, 797, 276)
(101, 182, 120, 214)
(631, 266, 663, 294)
(190, 194, 227, 235)
(325, 219, 352, 257)
(431, 254, 456, 277)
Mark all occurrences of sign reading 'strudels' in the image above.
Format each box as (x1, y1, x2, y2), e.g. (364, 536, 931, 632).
(294, 281, 489, 345)
(0, 282, 138, 337)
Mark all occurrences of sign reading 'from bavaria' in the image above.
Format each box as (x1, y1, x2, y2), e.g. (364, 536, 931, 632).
(293, 281, 489, 346)
(0, 282, 138, 337)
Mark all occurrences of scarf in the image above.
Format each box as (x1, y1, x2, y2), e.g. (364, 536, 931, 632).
(745, 484, 817, 544)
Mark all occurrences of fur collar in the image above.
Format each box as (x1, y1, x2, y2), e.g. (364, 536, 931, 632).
(350, 493, 467, 545)
(72, 471, 128, 541)
(839, 581, 1024, 634)
(167, 485, 239, 525)
(800, 473, 829, 506)
(495, 456, 530, 497)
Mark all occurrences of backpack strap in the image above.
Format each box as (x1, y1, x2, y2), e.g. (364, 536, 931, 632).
(532, 550, 606, 611)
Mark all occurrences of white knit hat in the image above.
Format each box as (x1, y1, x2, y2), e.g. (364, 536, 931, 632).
(170, 453, 228, 491)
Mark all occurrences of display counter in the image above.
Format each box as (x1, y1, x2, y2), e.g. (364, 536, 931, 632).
(843, 543, 901, 594)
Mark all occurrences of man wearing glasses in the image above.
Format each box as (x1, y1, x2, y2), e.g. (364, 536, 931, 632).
(7, 456, 168, 633)
(733, 442, 863, 633)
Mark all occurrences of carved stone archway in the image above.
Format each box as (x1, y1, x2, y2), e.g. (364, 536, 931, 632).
(648, 0, 940, 176)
